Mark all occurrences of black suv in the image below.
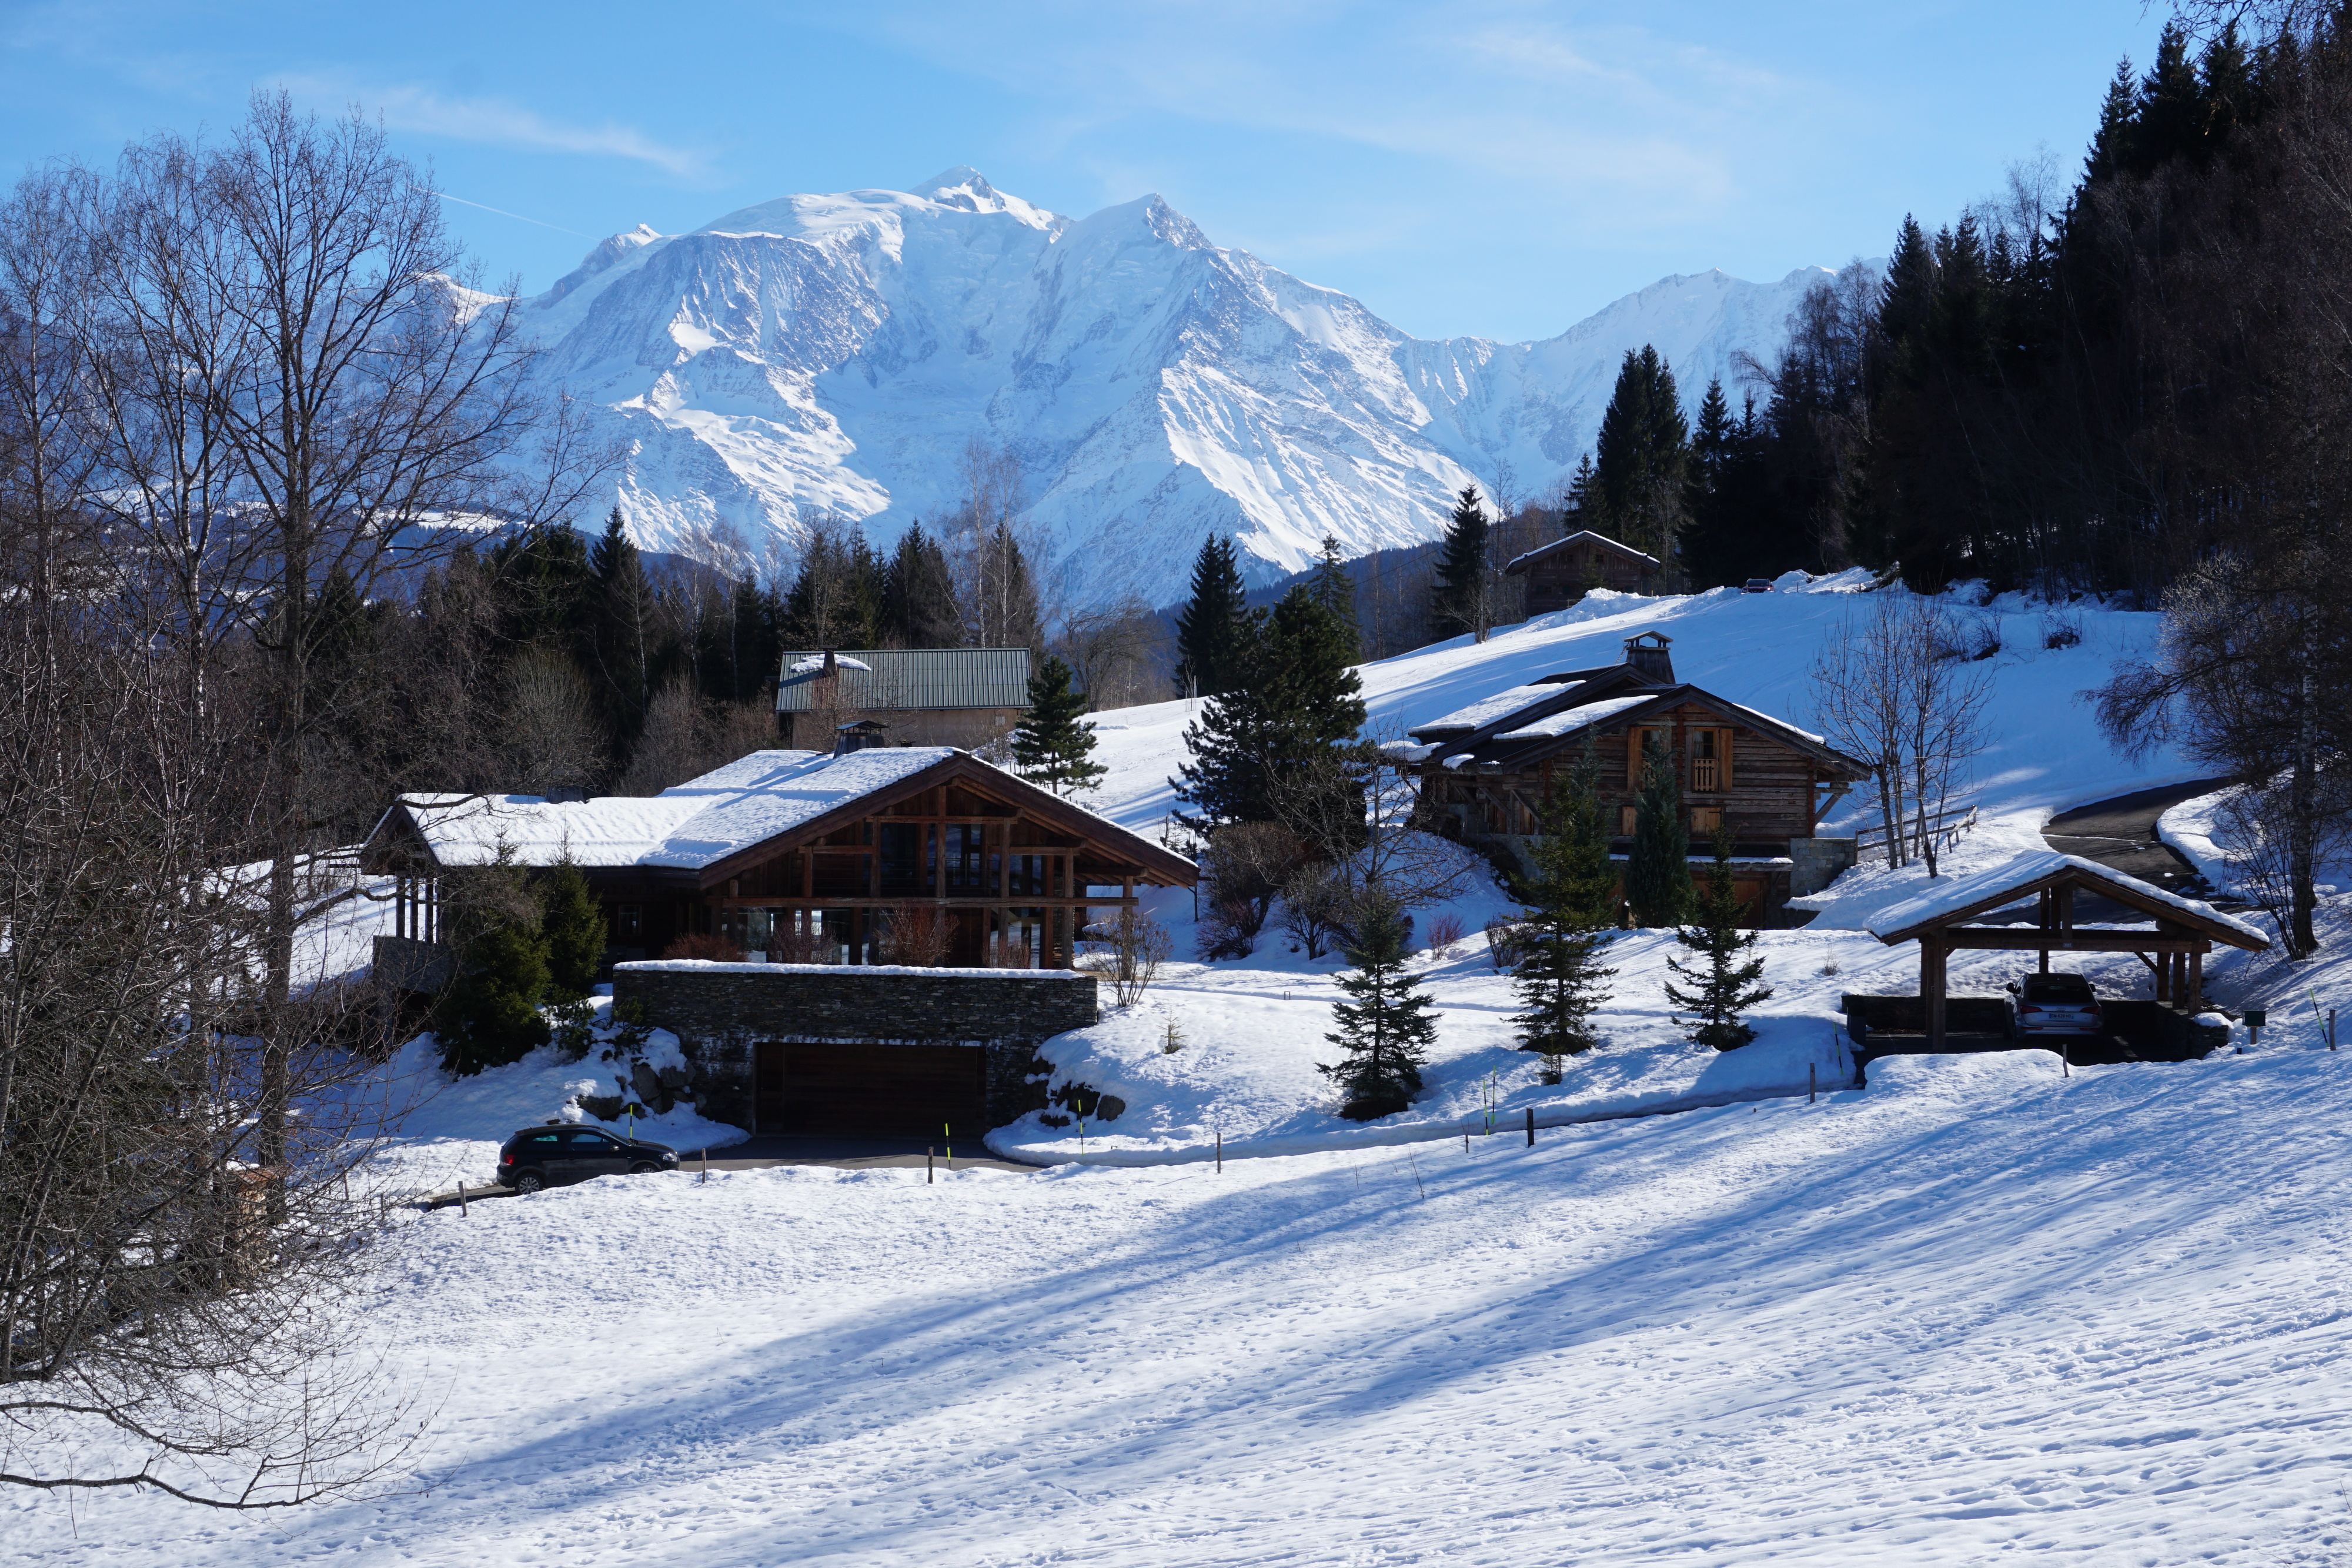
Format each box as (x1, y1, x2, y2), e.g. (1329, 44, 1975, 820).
(497, 1124, 679, 1193)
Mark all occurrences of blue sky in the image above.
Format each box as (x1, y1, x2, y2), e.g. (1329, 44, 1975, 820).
(1, 1, 2167, 343)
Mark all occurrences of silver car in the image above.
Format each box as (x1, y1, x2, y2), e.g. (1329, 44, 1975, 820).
(2006, 973, 2104, 1038)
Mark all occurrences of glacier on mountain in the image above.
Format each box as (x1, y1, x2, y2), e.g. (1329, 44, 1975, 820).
(524, 168, 1837, 606)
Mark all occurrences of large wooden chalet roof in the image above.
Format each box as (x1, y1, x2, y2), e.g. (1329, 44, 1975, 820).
(1501, 530, 1662, 577)
(1395, 655, 1869, 780)
(360, 747, 1195, 889)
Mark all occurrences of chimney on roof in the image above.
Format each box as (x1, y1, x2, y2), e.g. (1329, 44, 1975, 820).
(1622, 630, 1675, 683)
(821, 648, 837, 677)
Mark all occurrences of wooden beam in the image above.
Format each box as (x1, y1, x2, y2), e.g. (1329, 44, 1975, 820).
(1936, 930, 2211, 953)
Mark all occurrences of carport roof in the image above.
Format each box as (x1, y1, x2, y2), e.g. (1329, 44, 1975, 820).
(1866, 851, 2269, 949)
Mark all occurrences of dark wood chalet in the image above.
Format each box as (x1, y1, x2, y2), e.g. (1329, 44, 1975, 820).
(1502, 531, 1662, 614)
(1398, 631, 1872, 922)
(360, 745, 1195, 975)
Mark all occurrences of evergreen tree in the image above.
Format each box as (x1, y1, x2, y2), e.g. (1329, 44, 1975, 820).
(973, 522, 1043, 653)
(589, 507, 659, 751)
(1175, 534, 1250, 697)
(1430, 486, 1491, 642)
(1663, 825, 1774, 1050)
(1010, 654, 1107, 795)
(1592, 347, 1690, 574)
(1562, 453, 1602, 534)
(1307, 533, 1361, 655)
(433, 863, 554, 1076)
(1171, 584, 1365, 830)
(537, 860, 607, 1000)
(1625, 731, 1692, 927)
(1511, 744, 1620, 1074)
(880, 521, 962, 647)
(1317, 898, 1436, 1120)
(1681, 378, 1743, 587)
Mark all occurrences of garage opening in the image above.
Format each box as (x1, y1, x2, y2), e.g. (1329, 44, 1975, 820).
(753, 1039, 989, 1136)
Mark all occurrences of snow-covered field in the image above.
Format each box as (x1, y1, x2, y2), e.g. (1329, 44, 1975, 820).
(16, 1040, 2352, 1565)
(25, 578, 2352, 1564)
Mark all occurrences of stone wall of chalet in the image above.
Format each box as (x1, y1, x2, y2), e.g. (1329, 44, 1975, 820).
(611, 962, 1098, 1131)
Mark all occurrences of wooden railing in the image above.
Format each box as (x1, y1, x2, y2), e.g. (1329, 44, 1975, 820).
(1854, 802, 1977, 857)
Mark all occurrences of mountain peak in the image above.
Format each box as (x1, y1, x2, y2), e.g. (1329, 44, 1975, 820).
(908, 167, 1058, 228)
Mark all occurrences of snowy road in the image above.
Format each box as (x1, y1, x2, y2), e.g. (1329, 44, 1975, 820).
(14, 1047, 2351, 1566)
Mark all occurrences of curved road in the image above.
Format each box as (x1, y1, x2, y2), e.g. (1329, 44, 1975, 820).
(2041, 775, 2252, 918)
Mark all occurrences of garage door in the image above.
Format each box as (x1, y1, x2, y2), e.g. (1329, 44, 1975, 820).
(753, 1040, 988, 1136)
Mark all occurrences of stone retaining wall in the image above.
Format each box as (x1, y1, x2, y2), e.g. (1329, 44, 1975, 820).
(612, 962, 1099, 1130)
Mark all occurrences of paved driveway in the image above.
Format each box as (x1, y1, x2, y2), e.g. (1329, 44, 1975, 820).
(687, 1133, 1040, 1175)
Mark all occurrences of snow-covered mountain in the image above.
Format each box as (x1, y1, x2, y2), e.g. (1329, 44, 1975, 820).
(526, 168, 1838, 605)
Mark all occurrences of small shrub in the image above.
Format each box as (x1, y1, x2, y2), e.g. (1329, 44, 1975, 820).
(1279, 862, 1361, 960)
(1425, 912, 1466, 958)
(662, 932, 744, 962)
(1197, 897, 1261, 960)
(1161, 1019, 1186, 1055)
(2042, 607, 2083, 650)
(1078, 907, 1172, 1006)
(876, 902, 950, 967)
(1483, 916, 1527, 970)
(549, 996, 598, 1062)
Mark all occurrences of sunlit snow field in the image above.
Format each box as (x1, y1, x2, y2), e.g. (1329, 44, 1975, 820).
(14, 578, 2352, 1564)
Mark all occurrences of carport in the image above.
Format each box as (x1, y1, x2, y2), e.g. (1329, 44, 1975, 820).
(1863, 851, 2270, 1049)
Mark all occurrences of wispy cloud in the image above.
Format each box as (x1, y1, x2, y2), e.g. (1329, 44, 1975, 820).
(279, 76, 711, 180)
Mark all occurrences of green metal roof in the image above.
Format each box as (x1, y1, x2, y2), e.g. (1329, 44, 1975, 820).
(775, 648, 1033, 713)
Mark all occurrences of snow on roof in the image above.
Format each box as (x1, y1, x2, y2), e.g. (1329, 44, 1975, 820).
(1495, 694, 1655, 742)
(1381, 740, 1439, 763)
(1865, 850, 2270, 945)
(640, 747, 953, 870)
(788, 654, 873, 674)
(1503, 531, 1662, 574)
(615, 959, 1091, 980)
(1725, 699, 1828, 747)
(1418, 681, 1584, 734)
(396, 794, 705, 868)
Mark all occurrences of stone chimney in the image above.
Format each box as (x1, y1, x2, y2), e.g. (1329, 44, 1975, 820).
(820, 648, 837, 677)
(1622, 630, 1675, 683)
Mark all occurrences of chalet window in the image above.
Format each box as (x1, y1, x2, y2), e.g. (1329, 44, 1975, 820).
(994, 907, 1045, 968)
(614, 904, 642, 939)
(1689, 728, 1733, 793)
(1007, 853, 1050, 897)
(877, 823, 925, 896)
(1625, 727, 1663, 787)
(945, 824, 988, 892)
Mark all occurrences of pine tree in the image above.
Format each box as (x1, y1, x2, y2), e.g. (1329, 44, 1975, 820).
(1431, 486, 1491, 641)
(1011, 654, 1107, 795)
(1664, 824, 1774, 1050)
(1562, 453, 1602, 534)
(1307, 533, 1360, 656)
(433, 862, 554, 1076)
(1593, 347, 1689, 574)
(1318, 898, 1436, 1120)
(538, 860, 607, 1000)
(1511, 744, 1620, 1075)
(1171, 584, 1365, 831)
(1175, 534, 1250, 697)
(1681, 378, 1741, 587)
(1625, 731, 1692, 927)
(881, 521, 961, 647)
(589, 507, 659, 753)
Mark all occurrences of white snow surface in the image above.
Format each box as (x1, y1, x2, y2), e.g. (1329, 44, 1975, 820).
(1494, 691, 1656, 741)
(524, 167, 1859, 602)
(24, 1044, 2352, 1564)
(1415, 679, 1584, 734)
(1865, 848, 2271, 945)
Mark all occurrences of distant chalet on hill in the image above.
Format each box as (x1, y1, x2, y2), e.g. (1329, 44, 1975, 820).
(1394, 630, 1872, 924)
(1502, 531, 1662, 614)
(774, 648, 1031, 750)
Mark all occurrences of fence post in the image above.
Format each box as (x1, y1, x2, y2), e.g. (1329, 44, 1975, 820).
(1215, 1129, 1221, 1174)
(927, 1147, 934, 1184)
(1810, 1063, 1817, 1104)
(458, 1183, 468, 1217)
(1525, 1107, 1534, 1147)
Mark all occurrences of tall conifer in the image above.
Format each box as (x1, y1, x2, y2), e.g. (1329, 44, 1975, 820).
(1318, 899, 1436, 1120)
(1593, 347, 1689, 574)
(1664, 825, 1774, 1050)
(1307, 533, 1360, 656)
(1511, 744, 1620, 1075)
(1430, 486, 1491, 642)
(1175, 534, 1249, 697)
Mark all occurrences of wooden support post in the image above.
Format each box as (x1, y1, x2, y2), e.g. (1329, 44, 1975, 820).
(1925, 938, 1948, 1049)
(1525, 1106, 1535, 1146)
(2187, 951, 2203, 1011)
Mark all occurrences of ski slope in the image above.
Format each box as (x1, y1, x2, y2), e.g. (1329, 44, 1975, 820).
(14, 1044, 2352, 1565)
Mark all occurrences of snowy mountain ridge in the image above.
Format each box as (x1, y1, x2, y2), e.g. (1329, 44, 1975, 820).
(524, 168, 1844, 604)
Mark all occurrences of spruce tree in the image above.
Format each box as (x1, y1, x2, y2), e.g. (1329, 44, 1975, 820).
(1625, 731, 1692, 927)
(1307, 533, 1360, 656)
(881, 521, 961, 647)
(1175, 534, 1249, 696)
(433, 863, 554, 1076)
(1318, 898, 1437, 1120)
(1664, 824, 1774, 1050)
(1682, 378, 1742, 588)
(1171, 584, 1365, 831)
(1011, 654, 1107, 795)
(590, 507, 659, 753)
(1511, 745, 1619, 1075)
(1592, 347, 1689, 574)
(1431, 486, 1491, 641)
(538, 860, 607, 1000)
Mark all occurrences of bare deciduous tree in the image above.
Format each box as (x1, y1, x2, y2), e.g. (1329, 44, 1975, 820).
(1809, 594, 1990, 875)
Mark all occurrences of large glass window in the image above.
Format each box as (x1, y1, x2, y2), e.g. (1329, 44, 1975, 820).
(946, 824, 988, 892)
(878, 823, 925, 895)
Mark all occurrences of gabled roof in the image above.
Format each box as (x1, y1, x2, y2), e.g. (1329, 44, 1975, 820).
(1406, 674, 1870, 780)
(361, 747, 1196, 888)
(1502, 530, 1662, 577)
(1406, 663, 1652, 740)
(775, 648, 1031, 713)
(1867, 850, 2269, 949)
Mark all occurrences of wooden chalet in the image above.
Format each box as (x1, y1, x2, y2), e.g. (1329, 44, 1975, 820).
(1503, 531, 1662, 614)
(1396, 630, 1872, 922)
(775, 648, 1031, 750)
(360, 746, 1195, 974)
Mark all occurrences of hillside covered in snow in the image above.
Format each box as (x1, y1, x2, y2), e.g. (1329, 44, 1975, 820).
(526, 168, 1840, 604)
